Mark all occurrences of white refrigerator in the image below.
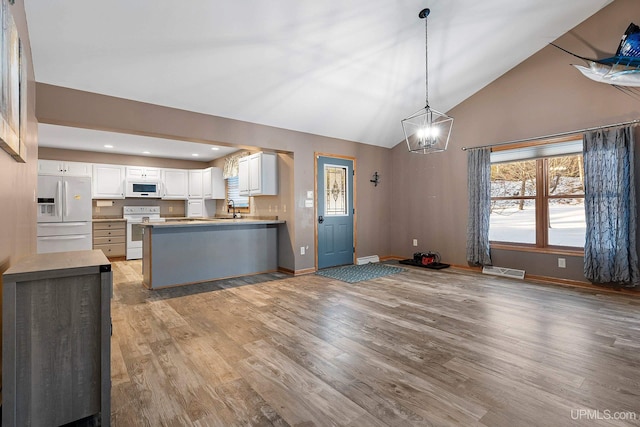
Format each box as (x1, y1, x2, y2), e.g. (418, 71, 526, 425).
(37, 175, 93, 254)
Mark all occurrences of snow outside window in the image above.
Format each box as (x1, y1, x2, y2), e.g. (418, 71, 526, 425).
(489, 152, 585, 249)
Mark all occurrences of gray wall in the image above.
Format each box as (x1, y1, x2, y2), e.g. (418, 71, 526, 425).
(35, 84, 393, 274)
(389, 0, 640, 282)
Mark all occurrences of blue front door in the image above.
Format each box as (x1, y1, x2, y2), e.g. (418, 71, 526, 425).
(317, 156, 354, 269)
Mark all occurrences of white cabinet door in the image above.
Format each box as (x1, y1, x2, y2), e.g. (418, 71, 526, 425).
(203, 167, 225, 199)
(162, 169, 188, 199)
(38, 160, 64, 175)
(186, 199, 203, 217)
(64, 161, 93, 177)
(92, 164, 125, 199)
(188, 170, 203, 198)
(249, 154, 261, 193)
(126, 166, 160, 181)
(144, 167, 161, 181)
(238, 157, 250, 196)
(203, 168, 212, 198)
(238, 152, 277, 196)
(125, 166, 145, 180)
(38, 160, 92, 177)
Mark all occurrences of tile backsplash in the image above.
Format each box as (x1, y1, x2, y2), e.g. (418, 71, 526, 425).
(93, 199, 186, 218)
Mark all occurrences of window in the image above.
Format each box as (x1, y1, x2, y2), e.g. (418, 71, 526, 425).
(226, 176, 250, 212)
(489, 138, 585, 250)
(324, 164, 348, 216)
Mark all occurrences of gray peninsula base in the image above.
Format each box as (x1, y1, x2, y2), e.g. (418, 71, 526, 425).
(142, 221, 283, 289)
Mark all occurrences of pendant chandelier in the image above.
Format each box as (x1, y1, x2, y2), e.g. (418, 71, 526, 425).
(401, 8, 453, 154)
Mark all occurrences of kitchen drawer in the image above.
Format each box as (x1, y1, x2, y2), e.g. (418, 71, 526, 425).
(94, 236, 125, 245)
(38, 222, 92, 237)
(93, 221, 125, 230)
(94, 243, 125, 257)
(94, 229, 126, 238)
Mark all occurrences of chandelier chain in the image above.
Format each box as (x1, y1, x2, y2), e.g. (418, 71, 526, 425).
(424, 13, 429, 108)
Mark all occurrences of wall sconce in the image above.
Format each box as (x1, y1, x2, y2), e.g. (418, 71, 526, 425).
(370, 172, 380, 187)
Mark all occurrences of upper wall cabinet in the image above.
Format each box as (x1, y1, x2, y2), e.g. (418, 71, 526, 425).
(238, 157, 250, 196)
(38, 160, 92, 177)
(92, 164, 125, 199)
(188, 169, 203, 199)
(239, 152, 278, 196)
(161, 169, 189, 200)
(202, 167, 225, 200)
(126, 166, 161, 181)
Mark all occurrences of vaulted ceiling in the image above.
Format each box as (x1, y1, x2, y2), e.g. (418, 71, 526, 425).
(26, 0, 613, 155)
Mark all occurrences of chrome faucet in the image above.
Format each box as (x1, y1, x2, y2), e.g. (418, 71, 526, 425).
(228, 199, 237, 218)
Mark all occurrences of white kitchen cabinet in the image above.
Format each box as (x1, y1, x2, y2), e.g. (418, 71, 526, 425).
(126, 166, 161, 181)
(38, 160, 92, 177)
(92, 164, 125, 199)
(186, 199, 203, 217)
(162, 169, 189, 199)
(238, 157, 250, 196)
(188, 169, 203, 199)
(238, 152, 278, 196)
(186, 198, 216, 218)
(203, 167, 225, 199)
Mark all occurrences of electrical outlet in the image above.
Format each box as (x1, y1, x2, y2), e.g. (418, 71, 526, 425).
(413, 239, 418, 247)
(558, 258, 566, 268)
(95, 206, 100, 213)
(300, 246, 305, 255)
(169, 206, 173, 213)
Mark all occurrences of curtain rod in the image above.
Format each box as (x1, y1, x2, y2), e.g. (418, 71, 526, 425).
(461, 119, 640, 151)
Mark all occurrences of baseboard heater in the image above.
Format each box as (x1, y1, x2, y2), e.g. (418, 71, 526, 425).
(356, 255, 380, 265)
(482, 265, 525, 279)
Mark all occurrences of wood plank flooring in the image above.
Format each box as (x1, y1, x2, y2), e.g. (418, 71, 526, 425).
(110, 261, 640, 426)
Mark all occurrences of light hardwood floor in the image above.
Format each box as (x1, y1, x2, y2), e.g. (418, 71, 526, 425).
(110, 261, 640, 426)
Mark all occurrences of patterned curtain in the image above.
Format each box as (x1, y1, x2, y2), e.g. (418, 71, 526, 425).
(466, 147, 493, 265)
(583, 126, 639, 287)
(222, 152, 250, 179)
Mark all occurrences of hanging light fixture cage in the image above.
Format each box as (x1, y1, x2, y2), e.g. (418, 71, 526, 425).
(401, 8, 453, 154)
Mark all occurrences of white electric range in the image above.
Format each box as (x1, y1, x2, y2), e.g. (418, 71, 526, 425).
(123, 206, 166, 260)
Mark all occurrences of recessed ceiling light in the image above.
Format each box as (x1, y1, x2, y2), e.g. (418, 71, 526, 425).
(104, 144, 114, 148)
(192, 153, 199, 157)
(142, 151, 150, 154)
(211, 147, 220, 151)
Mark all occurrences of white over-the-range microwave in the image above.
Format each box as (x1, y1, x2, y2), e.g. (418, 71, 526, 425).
(125, 180, 161, 198)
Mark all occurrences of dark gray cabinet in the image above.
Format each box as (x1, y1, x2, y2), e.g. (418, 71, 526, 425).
(3, 250, 111, 426)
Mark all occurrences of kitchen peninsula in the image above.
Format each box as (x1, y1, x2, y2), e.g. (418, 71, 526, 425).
(141, 219, 285, 289)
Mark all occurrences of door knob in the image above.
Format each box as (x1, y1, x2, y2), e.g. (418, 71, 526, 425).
(318, 215, 324, 224)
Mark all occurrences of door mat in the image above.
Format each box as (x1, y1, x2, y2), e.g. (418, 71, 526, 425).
(398, 259, 450, 269)
(316, 263, 405, 283)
